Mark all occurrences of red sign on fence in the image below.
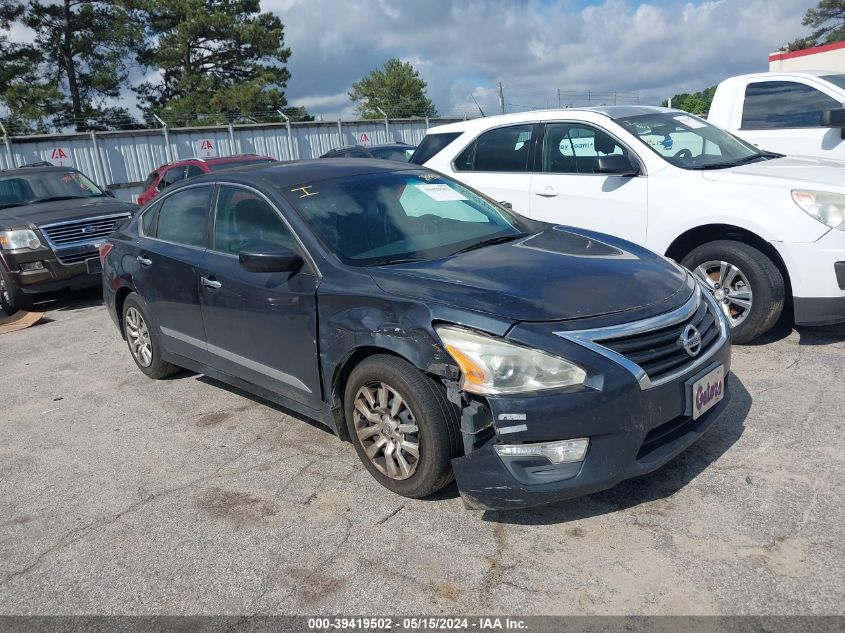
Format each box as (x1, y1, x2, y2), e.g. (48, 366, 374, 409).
(197, 139, 217, 158)
(49, 147, 72, 166)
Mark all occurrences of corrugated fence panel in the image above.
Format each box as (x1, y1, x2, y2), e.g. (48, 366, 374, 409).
(2, 119, 461, 199)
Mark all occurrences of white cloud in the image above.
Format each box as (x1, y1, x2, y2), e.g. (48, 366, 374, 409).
(268, 0, 813, 118)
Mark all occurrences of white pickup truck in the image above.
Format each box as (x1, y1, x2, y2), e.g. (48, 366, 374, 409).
(414, 106, 845, 343)
(708, 71, 845, 159)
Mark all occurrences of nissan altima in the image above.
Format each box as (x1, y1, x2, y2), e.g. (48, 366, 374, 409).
(101, 160, 732, 510)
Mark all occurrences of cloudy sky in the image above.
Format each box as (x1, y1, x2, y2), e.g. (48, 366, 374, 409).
(268, 0, 814, 119)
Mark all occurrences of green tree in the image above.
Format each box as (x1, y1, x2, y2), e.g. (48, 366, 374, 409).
(131, 0, 292, 125)
(21, 0, 140, 131)
(348, 58, 437, 119)
(784, 0, 845, 51)
(661, 86, 717, 115)
(0, 1, 66, 134)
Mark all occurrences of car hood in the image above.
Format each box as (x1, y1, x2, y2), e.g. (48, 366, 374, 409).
(701, 155, 845, 191)
(368, 227, 691, 323)
(0, 197, 138, 229)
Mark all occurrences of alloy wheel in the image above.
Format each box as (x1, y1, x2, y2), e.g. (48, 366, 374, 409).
(125, 307, 153, 367)
(693, 259, 753, 327)
(353, 381, 420, 480)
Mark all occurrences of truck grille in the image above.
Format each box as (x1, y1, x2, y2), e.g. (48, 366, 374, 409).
(39, 213, 129, 246)
(57, 249, 99, 265)
(596, 297, 720, 384)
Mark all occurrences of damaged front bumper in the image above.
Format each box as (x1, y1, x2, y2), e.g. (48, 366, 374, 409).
(449, 314, 732, 511)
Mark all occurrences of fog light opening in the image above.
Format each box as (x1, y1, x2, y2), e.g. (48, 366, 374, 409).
(495, 438, 589, 464)
(19, 261, 45, 272)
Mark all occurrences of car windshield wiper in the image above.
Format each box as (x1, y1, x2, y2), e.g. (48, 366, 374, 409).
(451, 233, 527, 255)
(364, 257, 425, 267)
(30, 195, 89, 203)
(0, 202, 25, 210)
(697, 154, 769, 170)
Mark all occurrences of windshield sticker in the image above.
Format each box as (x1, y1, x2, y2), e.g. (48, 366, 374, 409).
(414, 183, 467, 202)
(674, 115, 706, 129)
(419, 172, 439, 182)
(291, 185, 318, 198)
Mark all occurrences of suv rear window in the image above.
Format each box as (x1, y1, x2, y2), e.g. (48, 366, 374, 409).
(409, 132, 461, 164)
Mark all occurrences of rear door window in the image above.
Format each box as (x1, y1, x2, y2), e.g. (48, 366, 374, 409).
(741, 81, 842, 129)
(455, 124, 535, 172)
(157, 166, 186, 191)
(153, 186, 211, 248)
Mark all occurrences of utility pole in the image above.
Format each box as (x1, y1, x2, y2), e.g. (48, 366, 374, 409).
(498, 82, 505, 115)
(557, 89, 561, 108)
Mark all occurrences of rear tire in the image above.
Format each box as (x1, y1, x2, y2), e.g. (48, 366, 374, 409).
(681, 240, 785, 344)
(122, 292, 180, 379)
(344, 355, 461, 499)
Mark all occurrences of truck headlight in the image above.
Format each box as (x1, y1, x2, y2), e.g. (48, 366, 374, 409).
(792, 190, 845, 230)
(436, 325, 587, 395)
(0, 229, 42, 250)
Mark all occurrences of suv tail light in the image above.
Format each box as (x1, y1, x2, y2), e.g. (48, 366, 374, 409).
(99, 242, 114, 266)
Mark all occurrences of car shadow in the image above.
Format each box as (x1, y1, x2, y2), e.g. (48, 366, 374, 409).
(484, 373, 751, 525)
(31, 286, 104, 314)
(795, 322, 845, 346)
(194, 375, 337, 436)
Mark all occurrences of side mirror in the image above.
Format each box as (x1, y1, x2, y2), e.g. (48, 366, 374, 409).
(594, 154, 640, 176)
(820, 108, 845, 138)
(239, 246, 302, 273)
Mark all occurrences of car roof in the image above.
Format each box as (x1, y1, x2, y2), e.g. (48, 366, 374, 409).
(187, 158, 419, 189)
(0, 165, 78, 177)
(426, 106, 685, 133)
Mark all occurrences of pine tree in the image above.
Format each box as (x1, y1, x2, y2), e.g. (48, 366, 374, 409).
(22, 0, 141, 131)
(131, 0, 292, 125)
(349, 59, 437, 119)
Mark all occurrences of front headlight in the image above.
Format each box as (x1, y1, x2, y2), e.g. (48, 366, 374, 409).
(436, 325, 587, 395)
(791, 190, 845, 230)
(0, 229, 41, 250)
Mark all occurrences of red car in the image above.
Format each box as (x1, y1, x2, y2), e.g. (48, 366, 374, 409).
(137, 154, 276, 206)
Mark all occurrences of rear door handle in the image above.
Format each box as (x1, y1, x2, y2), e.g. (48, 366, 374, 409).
(535, 186, 558, 197)
(137, 256, 152, 266)
(201, 276, 222, 290)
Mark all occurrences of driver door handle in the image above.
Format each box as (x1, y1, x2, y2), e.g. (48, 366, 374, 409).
(136, 256, 152, 266)
(201, 276, 222, 290)
(535, 186, 558, 197)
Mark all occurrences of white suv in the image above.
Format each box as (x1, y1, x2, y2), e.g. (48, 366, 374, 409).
(413, 106, 845, 343)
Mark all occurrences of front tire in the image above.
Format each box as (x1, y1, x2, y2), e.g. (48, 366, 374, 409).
(344, 355, 461, 499)
(122, 293, 180, 379)
(682, 240, 785, 344)
(0, 268, 32, 316)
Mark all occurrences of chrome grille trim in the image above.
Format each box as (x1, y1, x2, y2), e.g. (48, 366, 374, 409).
(555, 282, 729, 390)
(38, 213, 130, 266)
(39, 213, 130, 247)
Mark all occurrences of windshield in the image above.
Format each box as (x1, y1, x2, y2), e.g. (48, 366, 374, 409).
(0, 169, 104, 209)
(286, 170, 527, 266)
(615, 112, 767, 169)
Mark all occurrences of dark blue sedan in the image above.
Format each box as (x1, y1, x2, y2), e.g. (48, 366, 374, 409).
(101, 160, 732, 510)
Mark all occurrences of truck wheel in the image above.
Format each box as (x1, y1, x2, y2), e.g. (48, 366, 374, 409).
(682, 240, 784, 344)
(344, 355, 461, 499)
(0, 268, 30, 316)
(122, 293, 180, 379)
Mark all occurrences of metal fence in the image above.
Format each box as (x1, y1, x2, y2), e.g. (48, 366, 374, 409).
(0, 117, 462, 202)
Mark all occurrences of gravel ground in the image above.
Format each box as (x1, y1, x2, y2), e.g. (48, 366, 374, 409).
(0, 289, 843, 616)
